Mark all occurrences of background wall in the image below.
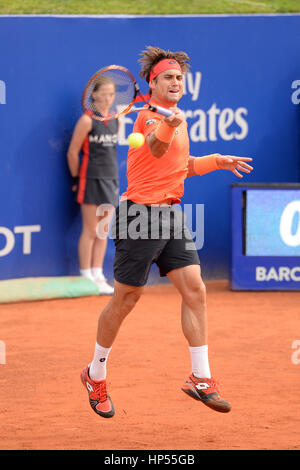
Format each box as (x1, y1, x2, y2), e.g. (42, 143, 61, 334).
(0, 14, 299, 282)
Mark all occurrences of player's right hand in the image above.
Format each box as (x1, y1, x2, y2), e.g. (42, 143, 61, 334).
(164, 107, 185, 127)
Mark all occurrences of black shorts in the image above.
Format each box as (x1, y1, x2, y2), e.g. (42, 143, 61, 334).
(112, 200, 200, 287)
(77, 177, 119, 207)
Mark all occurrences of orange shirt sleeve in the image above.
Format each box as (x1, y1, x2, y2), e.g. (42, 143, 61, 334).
(133, 110, 163, 139)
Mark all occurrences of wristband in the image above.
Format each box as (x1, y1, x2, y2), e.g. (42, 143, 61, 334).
(72, 176, 79, 185)
(155, 120, 176, 144)
(193, 154, 220, 176)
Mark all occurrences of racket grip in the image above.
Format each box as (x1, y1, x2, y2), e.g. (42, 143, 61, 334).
(155, 105, 173, 117)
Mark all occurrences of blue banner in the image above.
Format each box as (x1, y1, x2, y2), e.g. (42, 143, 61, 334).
(231, 184, 300, 290)
(0, 15, 300, 281)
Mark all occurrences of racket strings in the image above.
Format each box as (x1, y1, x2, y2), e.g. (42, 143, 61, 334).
(83, 68, 136, 119)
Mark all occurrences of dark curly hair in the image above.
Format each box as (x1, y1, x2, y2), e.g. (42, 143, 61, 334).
(139, 46, 191, 83)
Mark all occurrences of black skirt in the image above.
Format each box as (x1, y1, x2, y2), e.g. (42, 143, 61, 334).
(77, 177, 119, 207)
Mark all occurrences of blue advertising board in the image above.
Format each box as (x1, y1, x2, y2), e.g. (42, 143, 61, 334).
(231, 183, 300, 290)
(0, 15, 300, 282)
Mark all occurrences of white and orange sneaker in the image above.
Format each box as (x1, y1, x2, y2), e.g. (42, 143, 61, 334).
(80, 365, 115, 418)
(182, 374, 231, 413)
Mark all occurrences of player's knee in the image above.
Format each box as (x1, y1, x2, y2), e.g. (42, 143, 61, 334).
(123, 290, 141, 311)
(184, 280, 206, 309)
(116, 289, 141, 317)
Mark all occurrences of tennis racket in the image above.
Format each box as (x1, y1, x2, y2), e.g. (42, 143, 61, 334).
(81, 65, 173, 121)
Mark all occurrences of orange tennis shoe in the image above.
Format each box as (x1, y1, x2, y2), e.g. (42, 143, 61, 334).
(182, 374, 231, 413)
(80, 365, 115, 418)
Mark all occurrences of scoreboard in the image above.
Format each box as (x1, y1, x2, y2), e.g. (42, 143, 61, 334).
(230, 184, 300, 290)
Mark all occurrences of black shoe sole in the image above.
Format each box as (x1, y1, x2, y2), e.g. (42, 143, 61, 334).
(181, 387, 231, 413)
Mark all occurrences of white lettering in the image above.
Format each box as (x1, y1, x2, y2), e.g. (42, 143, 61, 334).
(207, 103, 220, 141)
(127, 204, 149, 240)
(291, 340, 300, 365)
(218, 108, 235, 141)
(186, 72, 202, 101)
(188, 109, 208, 142)
(280, 201, 300, 247)
(118, 104, 249, 145)
(291, 267, 300, 281)
(184, 105, 249, 143)
(96, 204, 114, 240)
(266, 267, 278, 281)
(183, 203, 204, 250)
(118, 114, 134, 145)
(14, 225, 41, 254)
(234, 107, 249, 140)
(256, 266, 267, 281)
(0, 341, 6, 365)
(104, 454, 139, 467)
(0, 80, 6, 104)
(0, 225, 41, 257)
(291, 80, 300, 105)
(256, 266, 300, 282)
(89, 133, 118, 144)
(278, 266, 290, 281)
(0, 227, 15, 256)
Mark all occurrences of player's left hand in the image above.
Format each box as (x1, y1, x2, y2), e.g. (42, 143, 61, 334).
(216, 155, 253, 178)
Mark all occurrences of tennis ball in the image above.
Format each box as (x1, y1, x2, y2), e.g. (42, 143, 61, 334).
(128, 132, 145, 148)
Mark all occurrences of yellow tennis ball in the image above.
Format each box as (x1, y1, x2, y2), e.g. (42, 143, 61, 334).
(128, 132, 145, 148)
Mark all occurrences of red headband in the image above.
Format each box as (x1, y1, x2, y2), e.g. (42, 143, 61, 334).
(148, 59, 182, 83)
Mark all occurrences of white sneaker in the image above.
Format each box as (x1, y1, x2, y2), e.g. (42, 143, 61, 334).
(94, 278, 114, 295)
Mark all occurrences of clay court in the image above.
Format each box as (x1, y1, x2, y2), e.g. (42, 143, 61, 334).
(0, 280, 299, 450)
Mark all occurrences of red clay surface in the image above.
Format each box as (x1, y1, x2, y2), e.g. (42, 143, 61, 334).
(0, 280, 299, 450)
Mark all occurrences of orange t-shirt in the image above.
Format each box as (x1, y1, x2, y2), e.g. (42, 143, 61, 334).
(121, 100, 190, 205)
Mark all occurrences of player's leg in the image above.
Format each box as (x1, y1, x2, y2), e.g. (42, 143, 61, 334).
(167, 264, 210, 376)
(156, 205, 231, 413)
(168, 264, 207, 346)
(81, 200, 168, 418)
(81, 281, 143, 418)
(96, 281, 143, 348)
(167, 264, 231, 413)
(156, 208, 206, 346)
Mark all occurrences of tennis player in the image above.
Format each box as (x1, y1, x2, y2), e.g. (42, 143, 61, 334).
(67, 76, 119, 295)
(81, 46, 253, 417)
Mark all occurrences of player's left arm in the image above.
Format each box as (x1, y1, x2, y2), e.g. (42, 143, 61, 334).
(146, 108, 185, 158)
(187, 154, 253, 178)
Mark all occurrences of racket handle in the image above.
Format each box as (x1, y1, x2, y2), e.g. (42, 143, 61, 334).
(154, 105, 173, 117)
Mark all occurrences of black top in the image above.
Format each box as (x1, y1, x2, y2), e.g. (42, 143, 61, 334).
(81, 118, 118, 179)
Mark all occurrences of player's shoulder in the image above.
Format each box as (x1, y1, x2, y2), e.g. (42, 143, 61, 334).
(136, 109, 162, 128)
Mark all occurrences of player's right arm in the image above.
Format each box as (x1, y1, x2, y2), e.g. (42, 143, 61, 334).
(67, 114, 92, 185)
(146, 108, 185, 158)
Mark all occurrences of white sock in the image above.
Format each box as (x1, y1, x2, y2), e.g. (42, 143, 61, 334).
(189, 345, 211, 379)
(80, 268, 94, 280)
(89, 342, 112, 381)
(91, 267, 105, 281)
